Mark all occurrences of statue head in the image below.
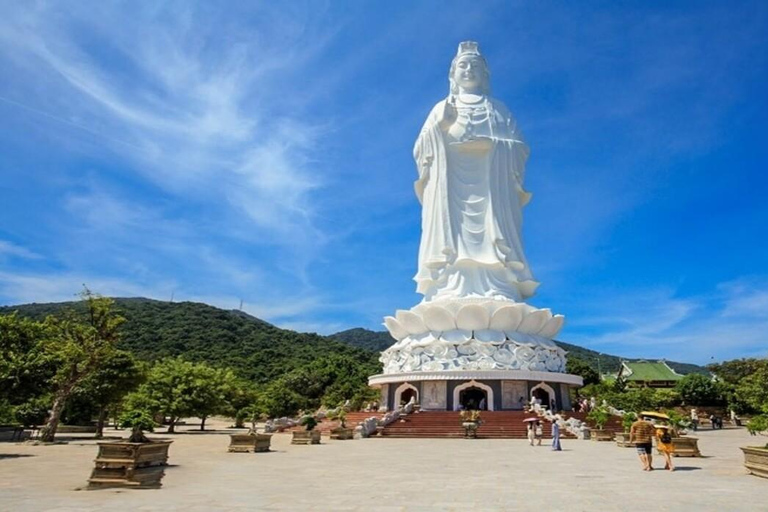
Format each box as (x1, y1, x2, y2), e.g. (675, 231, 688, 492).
(449, 41, 491, 96)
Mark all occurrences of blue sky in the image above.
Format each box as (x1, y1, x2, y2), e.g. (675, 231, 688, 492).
(1, 1, 767, 364)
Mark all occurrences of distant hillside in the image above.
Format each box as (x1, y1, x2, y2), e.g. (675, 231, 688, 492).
(1, 298, 708, 382)
(0, 298, 381, 383)
(329, 328, 709, 376)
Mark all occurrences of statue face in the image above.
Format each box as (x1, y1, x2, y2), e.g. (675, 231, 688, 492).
(452, 55, 487, 93)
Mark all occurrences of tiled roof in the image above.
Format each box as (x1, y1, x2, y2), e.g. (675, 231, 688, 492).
(622, 361, 683, 381)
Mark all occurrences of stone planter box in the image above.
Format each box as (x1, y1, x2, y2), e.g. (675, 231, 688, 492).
(614, 432, 635, 447)
(741, 446, 768, 478)
(291, 430, 321, 445)
(329, 427, 354, 440)
(462, 422, 480, 439)
(228, 433, 272, 452)
(88, 440, 172, 489)
(591, 429, 614, 442)
(659, 436, 700, 457)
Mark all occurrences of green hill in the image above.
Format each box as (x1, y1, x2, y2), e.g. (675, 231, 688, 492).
(1, 298, 708, 382)
(0, 298, 380, 383)
(329, 328, 709, 376)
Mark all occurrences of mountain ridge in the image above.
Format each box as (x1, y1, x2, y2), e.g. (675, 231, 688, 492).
(0, 297, 709, 377)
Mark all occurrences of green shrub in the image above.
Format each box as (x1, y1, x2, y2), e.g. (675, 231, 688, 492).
(587, 407, 610, 429)
(118, 409, 156, 443)
(299, 415, 319, 431)
(14, 397, 50, 427)
(622, 412, 637, 432)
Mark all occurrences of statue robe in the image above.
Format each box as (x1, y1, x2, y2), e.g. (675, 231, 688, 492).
(413, 97, 539, 302)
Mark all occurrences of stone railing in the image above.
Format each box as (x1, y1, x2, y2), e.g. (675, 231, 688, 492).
(355, 398, 417, 438)
(533, 404, 591, 440)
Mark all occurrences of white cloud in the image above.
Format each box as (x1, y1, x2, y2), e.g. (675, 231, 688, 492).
(562, 279, 768, 363)
(0, 241, 42, 260)
(0, 3, 330, 249)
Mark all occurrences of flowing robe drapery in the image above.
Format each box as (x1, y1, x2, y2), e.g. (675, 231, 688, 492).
(413, 98, 539, 302)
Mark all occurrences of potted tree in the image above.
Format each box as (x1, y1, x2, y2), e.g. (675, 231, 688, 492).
(228, 408, 272, 453)
(663, 410, 700, 457)
(88, 409, 172, 489)
(587, 406, 614, 441)
(328, 409, 353, 440)
(742, 415, 768, 478)
(459, 410, 482, 439)
(291, 415, 321, 445)
(615, 412, 637, 447)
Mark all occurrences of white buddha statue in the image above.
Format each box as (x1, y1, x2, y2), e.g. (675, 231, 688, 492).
(413, 41, 539, 303)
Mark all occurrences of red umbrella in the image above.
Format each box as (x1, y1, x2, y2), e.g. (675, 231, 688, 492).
(523, 417, 539, 422)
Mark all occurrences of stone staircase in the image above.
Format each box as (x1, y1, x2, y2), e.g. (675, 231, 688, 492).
(377, 411, 570, 439)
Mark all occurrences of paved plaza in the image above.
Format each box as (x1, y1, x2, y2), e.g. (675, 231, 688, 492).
(0, 422, 764, 512)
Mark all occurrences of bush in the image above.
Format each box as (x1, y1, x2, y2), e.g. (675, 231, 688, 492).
(0, 399, 15, 425)
(299, 415, 319, 431)
(14, 397, 50, 427)
(604, 388, 656, 413)
(622, 412, 637, 432)
(675, 374, 724, 406)
(587, 407, 610, 429)
(119, 409, 156, 443)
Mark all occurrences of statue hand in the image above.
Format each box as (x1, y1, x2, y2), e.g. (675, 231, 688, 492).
(438, 99, 457, 131)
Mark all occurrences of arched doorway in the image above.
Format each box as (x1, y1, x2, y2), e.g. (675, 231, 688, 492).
(401, 388, 417, 405)
(459, 386, 488, 410)
(453, 380, 495, 411)
(530, 382, 556, 409)
(394, 382, 419, 408)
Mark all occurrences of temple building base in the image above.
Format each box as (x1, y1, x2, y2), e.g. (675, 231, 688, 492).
(369, 370, 582, 412)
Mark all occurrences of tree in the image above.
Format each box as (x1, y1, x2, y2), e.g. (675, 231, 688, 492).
(737, 364, 768, 415)
(132, 358, 197, 433)
(188, 365, 237, 431)
(134, 357, 235, 432)
(566, 357, 601, 386)
(39, 290, 125, 442)
(0, 313, 54, 406)
(675, 373, 723, 406)
(70, 350, 145, 438)
(708, 358, 768, 385)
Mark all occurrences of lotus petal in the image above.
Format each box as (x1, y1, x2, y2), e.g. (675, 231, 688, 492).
(456, 304, 490, 331)
(489, 304, 525, 331)
(441, 330, 472, 343)
(477, 358, 495, 370)
(474, 329, 505, 343)
(493, 348, 514, 365)
(537, 314, 565, 338)
(396, 310, 427, 335)
(515, 345, 535, 361)
(518, 309, 552, 334)
(422, 306, 456, 332)
(506, 331, 537, 346)
(383, 316, 408, 341)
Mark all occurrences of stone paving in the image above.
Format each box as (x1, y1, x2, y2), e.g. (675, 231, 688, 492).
(0, 420, 764, 511)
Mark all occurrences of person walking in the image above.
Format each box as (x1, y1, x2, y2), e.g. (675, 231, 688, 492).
(655, 425, 675, 471)
(527, 421, 536, 446)
(534, 421, 543, 446)
(690, 408, 698, 431)
(552, 421, 562, 451)
(629, 415, 656, 471)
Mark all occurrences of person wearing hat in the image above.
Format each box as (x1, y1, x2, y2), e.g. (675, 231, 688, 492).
(630, 415, 656, 471)
(655, 424, 676, 471)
